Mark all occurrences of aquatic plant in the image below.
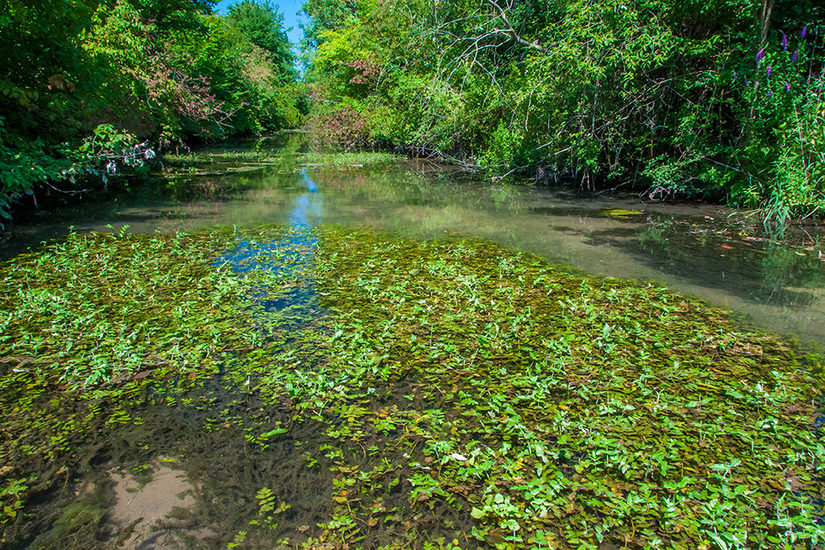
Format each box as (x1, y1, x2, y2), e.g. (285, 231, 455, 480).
(0, 225, 823, 548)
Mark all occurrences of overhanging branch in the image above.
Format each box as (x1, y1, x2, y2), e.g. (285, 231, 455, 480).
(484, 0, 550, 54)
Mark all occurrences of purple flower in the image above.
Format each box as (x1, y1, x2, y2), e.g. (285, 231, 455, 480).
(801, 26, 807, 38)
(781, 34, 788, 49)
(767, 90, 772, 97)
(767, 65, 772, 77)
(784, 82, 790, 92)
(792, 49, 799, 62)
(756, 50, 765, 62)
(733, 70, 738, 80)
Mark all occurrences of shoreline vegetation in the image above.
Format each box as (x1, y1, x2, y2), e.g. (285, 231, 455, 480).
(299, 0, 825, 225)
(2, 1, 824, 227)
(1, 0, 301, 227)
(0, 225, 823, 548)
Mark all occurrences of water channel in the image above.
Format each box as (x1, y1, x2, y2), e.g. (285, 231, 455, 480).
(3, 142, 825, 548)
(4, 143, 824, 346)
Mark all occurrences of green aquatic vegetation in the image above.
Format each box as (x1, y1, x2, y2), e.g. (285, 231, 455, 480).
(251, 486, 290, 530)
(297, 227, 825, 548)
(301, 152, 401, 169)
(0, 225, 308, 543)
(0, 477, 33, 522)
(226, 529, 247, 549)
(1, 224, 824, 548)
(598, 208, 645, 218)
(162, 150, 400, 175)
(0, 227, 260, 387)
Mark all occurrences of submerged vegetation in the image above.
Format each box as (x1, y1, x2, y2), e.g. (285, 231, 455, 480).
(1, 224, 823, 548)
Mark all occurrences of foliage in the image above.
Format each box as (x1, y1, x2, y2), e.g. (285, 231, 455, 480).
(227, 0, 297, 81)
(726, 21, 825, 222)
(302, 0, 825, 219)
(300, 0, 360, 50)
(0, 0, 302, 226)
(306, 102, 371, 150)
(0, 120, 155, 226)
(1, 224, 823, 547)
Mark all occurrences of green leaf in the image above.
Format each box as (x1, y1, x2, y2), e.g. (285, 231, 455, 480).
(260, 427, 288, 438)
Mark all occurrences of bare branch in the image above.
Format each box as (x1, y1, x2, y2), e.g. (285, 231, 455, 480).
(484, 0, 550, 54)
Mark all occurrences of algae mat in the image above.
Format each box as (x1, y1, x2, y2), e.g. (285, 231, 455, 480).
(0, 225, 823, 549)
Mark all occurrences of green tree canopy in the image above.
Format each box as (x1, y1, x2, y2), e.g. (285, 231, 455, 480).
(227, 0, 296, 81)
(302, 0, 825, 220)
(0, 0, 304, 224)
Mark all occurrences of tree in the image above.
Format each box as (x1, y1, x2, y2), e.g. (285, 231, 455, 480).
(301, 0, 824, 219)
(300, 0, 359, 49)
(227, 0, 296, 81)
(0, 0, 304, 224)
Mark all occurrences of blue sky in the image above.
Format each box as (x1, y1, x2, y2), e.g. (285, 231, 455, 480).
(214, 0, 307, 45)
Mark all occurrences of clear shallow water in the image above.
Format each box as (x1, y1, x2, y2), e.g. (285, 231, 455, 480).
(5, 145, 825, 549)
(217, 171, 323, 319)
(3, 146, 825, 345)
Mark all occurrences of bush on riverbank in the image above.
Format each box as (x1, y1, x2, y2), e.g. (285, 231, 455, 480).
(302, 0, 825, 221)
(0, 0, 303, 225)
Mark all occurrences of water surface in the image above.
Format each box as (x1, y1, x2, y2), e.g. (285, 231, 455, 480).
(3, 145, 824, 345)
(4, 146, 825, 547)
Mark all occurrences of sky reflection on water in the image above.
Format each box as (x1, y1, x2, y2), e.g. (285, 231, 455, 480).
(2, 154, 824, 345)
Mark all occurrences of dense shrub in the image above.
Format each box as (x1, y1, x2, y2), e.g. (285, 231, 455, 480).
(302, 0, 824, 219)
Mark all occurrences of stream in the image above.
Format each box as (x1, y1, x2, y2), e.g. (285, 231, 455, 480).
(4, 143, 824, 346)
(2, 142, 825, 548)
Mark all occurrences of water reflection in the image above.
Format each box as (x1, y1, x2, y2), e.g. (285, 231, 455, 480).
(631, 217, 824, 307)
(290, 172, 322, 228)
(2, 151, 824, 344)
(217, 171, 323, 317)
